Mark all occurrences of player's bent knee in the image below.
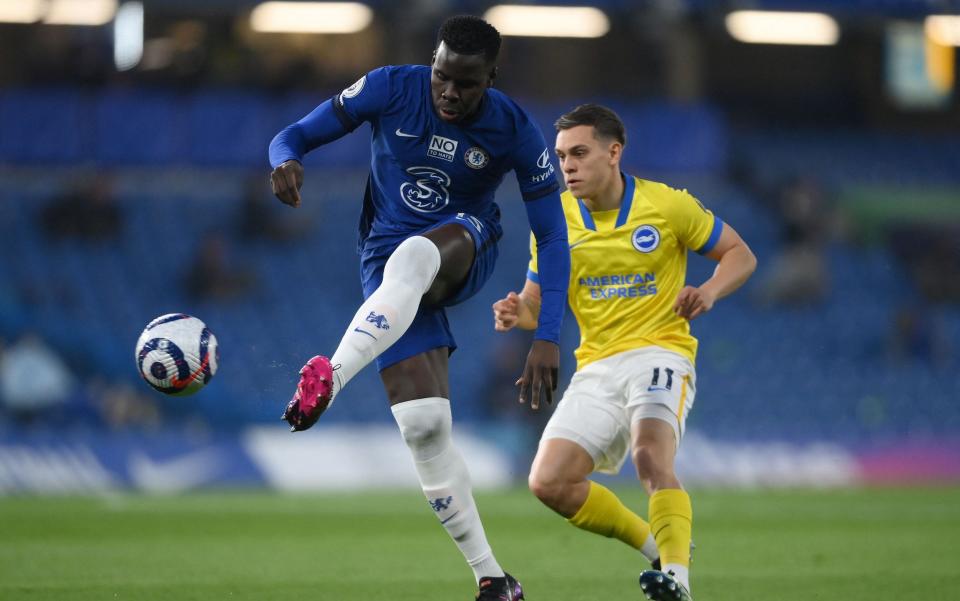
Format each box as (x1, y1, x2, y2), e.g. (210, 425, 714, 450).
(527, 470, 567, 510)
(384, 236, 441, 288)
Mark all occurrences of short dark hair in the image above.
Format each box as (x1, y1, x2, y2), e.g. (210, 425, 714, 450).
(437, 15, 501, 63)
(555, 104, 627, 146)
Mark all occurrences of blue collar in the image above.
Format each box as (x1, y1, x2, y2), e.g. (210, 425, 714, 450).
(577, 172, 634, 232)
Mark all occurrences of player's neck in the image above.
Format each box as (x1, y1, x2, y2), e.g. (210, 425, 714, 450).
(583, 171, 624, 212)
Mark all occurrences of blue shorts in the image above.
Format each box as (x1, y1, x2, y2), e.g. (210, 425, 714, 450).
(359, 212, 501, 371)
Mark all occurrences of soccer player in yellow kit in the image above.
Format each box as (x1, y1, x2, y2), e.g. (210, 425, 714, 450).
(493, 104, 756, 601)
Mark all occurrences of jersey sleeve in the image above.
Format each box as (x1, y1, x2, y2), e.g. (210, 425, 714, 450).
(658, 186, 724, 255)
(526, 232, 540, 283)
(510, 111, 560, 202)
(269, 98, 348, 168)
(523, 191, 569, 344)
(268, 67, 392, 168)
(330, 66, 392, 132)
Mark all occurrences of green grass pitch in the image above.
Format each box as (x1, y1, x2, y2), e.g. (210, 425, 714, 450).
(2, 486, 959, 600)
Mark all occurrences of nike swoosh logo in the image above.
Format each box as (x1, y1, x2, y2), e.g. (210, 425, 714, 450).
(395, 128, 418, 138)
(128, 449, 223, 493)
(353, 327, 377, 340)
(440, 510, 461, 524)
(169, 355, 210, 390)
(569, 240, 588, 250)
(647, 386, 670, 392)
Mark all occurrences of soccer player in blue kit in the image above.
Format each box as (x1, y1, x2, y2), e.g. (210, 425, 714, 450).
(268, 15, 569, 600)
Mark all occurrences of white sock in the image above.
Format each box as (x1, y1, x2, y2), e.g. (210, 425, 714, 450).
(329, 236, 440, 400)
(641, 534, 659, 563)
(665, 563, 690, 591)
(392, 397, 505, 582)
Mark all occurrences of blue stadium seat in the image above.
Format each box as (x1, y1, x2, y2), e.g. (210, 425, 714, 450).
(0, 89, 88, 163)
(94, 90, 182, 165)
(186, 92, 273, 167)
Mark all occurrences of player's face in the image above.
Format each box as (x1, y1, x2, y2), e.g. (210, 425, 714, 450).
(431, 42, 495, 123)
(555, 125, 620, 198)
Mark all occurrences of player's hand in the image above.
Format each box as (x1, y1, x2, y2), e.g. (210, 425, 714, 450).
(516, 339, 559, 411)
(673, 285, 716, 321)
(270, 160, 304, 208)
(492, 291, 522, 331)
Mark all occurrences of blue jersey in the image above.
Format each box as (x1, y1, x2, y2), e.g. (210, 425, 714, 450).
(270, 64, 569, 343)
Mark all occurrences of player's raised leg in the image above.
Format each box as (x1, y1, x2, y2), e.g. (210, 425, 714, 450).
(282, 222, 478, 431)
(330, 222, 476, 396)
(282, 234, 445, 431)
(328, 235, 442, 391)
(529, 438, 659, 563)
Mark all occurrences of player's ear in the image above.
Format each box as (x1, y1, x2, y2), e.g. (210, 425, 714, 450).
(609, 141, 623, 164)
(488, 66, 498, 86)
(431, 49, 437, 65)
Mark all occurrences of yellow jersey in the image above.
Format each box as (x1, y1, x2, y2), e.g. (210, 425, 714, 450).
(528, 174, 722, 370)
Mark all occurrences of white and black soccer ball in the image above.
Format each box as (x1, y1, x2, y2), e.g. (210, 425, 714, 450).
(135, 313, 218, 396)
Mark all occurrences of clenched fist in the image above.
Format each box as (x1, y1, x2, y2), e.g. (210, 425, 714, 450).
(270, 160, 304, 208)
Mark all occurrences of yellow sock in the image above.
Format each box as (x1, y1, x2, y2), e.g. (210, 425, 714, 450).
(649, 488, 693, 568)
(568, 481, 651, 551)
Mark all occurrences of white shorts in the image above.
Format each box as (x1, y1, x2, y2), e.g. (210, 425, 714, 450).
(540, 346, 696, 474)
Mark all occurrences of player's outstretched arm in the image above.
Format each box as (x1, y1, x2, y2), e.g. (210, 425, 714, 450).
(674, 222, 757, 321)
(492, 280, 541, 332)
(270, 160, 303, 208)
(268, 90, 364, 207)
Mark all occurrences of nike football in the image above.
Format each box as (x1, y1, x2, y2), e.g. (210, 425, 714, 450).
(135, 313, 218, 396)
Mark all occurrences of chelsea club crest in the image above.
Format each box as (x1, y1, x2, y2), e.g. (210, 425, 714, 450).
(464, 147, 489, 169)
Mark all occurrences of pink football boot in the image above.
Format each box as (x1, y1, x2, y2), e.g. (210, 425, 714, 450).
(282, 355, 334, 431)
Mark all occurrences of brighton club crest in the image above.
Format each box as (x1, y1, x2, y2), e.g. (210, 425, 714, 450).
(632, 224, 661, 253)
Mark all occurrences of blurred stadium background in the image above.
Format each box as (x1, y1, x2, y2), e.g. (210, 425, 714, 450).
(0, 0, 960, 601)
(0, 2, 959, 597)
(1, 0, 959, 490)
